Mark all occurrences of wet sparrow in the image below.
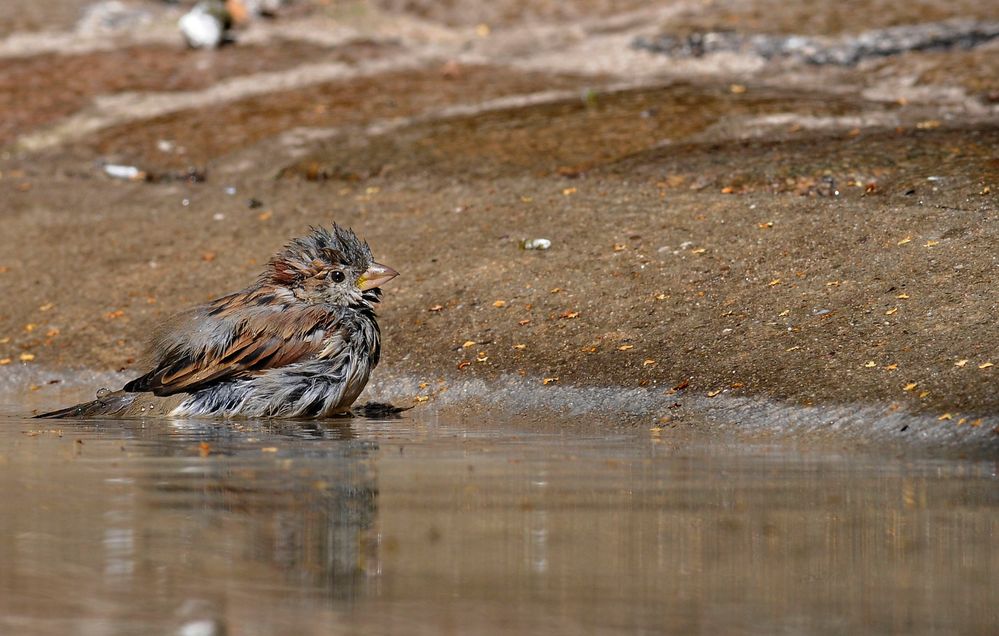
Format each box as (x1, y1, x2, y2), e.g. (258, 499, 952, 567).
(38, 224, 397, 419)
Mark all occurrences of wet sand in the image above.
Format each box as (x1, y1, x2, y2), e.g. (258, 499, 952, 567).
(0, 0, 997, 435)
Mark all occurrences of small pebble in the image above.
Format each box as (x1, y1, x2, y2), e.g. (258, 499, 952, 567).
(521, 238, 552, 250)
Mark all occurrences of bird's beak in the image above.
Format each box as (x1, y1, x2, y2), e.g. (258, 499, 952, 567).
(357, 262, 398, 291)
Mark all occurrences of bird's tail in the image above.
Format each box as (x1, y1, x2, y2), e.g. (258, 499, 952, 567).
(34, 390, 139, 419)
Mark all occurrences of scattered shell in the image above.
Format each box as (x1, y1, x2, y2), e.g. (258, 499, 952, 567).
(179, 1, 230, 49)
(520, 238, 552, 250)
(103, 164, 146, 181)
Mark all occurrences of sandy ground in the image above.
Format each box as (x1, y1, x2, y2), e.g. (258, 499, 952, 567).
(0, 0, 997, 436)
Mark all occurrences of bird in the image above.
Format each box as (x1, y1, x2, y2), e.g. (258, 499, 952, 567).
(36, 223, 397, 419)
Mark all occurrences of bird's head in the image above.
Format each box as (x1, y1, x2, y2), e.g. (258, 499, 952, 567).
(263, 224, 397, 307)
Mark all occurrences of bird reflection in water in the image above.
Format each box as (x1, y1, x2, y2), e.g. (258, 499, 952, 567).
(108, 418, 381, 608)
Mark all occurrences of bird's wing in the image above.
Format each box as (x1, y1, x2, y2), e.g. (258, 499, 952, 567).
(124, 303, 339, 397)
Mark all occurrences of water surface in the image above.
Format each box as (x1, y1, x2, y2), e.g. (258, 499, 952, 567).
(0, 412, 995, 635)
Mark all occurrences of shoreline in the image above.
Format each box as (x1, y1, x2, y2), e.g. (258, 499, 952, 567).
(6, 365, 996, 453)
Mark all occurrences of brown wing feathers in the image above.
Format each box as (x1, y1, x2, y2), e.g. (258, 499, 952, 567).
(125, 301, 335, 397)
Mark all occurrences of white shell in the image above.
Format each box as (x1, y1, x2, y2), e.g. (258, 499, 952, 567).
(521, 238, 552, 250)
(179, 6, 225, 49)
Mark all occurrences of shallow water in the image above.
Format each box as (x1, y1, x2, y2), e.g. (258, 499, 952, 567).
(0, 412, 996, 635)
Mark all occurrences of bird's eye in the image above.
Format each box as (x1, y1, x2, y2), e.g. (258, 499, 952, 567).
(330, 270, 346, 283)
